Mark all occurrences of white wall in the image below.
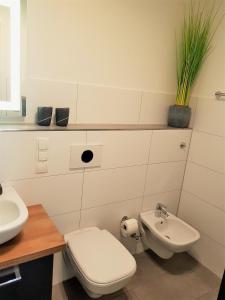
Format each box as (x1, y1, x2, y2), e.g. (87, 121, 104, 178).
(178, 2, 225, 278)
(3, 0, 191, 124)
(0, 128, 191, 284)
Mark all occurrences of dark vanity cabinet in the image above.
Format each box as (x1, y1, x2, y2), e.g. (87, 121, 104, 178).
(0, 205, 65, 300)
(0, 255, 53, 300)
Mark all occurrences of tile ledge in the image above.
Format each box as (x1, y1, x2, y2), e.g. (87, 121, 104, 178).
(0, 123, 193, 132)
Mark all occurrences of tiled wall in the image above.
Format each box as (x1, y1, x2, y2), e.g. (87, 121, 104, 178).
(5, 78, 196, 126)
(178, 98, 225, 278)
(0, 128, 191, 284)
(7, 79, 179, 125)
(2, 0, 189, 124)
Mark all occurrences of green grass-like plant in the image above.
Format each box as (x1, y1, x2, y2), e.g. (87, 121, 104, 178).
(176, 1, 222, 106)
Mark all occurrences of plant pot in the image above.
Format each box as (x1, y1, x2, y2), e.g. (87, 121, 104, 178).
(168, 105, 191, 128)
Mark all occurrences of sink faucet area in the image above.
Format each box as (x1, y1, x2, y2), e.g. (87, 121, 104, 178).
(0, 184, 28, 245)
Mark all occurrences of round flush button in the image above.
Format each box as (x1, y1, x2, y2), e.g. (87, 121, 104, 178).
(81, 150, 94, 163)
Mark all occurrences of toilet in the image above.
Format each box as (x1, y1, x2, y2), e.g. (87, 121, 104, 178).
(64, 227, 136, 298)
(140, 210, 200, 259)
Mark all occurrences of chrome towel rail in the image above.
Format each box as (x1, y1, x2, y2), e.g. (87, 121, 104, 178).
(215, 91, 225, 100)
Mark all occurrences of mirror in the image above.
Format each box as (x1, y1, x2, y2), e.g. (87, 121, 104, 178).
(0, 4, 10, 102)
(0, 0, 25, 111)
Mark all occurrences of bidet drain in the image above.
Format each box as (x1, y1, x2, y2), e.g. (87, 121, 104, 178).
(165, 235, 171, 239)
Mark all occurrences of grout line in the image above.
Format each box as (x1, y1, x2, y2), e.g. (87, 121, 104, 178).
(191, 96, 199, 129)
(176, 128, 194, 216)
(75, 84, 78, 123)
(183, 190, 225, 213)
(83, 163, 148, 173)
(78, 171, 85, 228)
(8, 159, 188, 184)
(50, 209, 81, 218)
(51, 188, 182, 222)
(84, 160, 187, 174)
(194, 128, 225, 139)
(193, 227, 225, 250)
(140, 131, 153, 212)
(9, 170, 84, 182)
(81, 196, 142, 212)
(137, 91, 143, 124)
(78, 131, 88, 227)
(188, 160, 225, 176)
(144, 188, 181, 199)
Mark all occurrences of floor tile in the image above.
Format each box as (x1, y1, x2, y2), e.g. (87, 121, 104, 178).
(52, 251, 221, 300)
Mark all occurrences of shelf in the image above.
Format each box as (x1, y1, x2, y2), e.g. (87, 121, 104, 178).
(0, 124, 192, 132)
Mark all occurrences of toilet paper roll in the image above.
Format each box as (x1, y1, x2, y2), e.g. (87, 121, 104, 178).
(120, 218, 138, 238)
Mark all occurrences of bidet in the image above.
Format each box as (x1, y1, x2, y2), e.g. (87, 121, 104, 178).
(140, 209, 200, 259)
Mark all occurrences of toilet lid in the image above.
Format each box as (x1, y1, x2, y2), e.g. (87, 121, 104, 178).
(66, 227, 136, 285)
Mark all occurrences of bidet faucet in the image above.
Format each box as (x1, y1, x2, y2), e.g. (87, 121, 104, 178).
(156, 203, 169, 219)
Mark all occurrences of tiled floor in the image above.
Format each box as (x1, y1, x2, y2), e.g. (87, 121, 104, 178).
(52, 251, 221, 300)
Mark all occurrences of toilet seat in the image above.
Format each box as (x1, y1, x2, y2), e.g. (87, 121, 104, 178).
(64, 227, 136, 298)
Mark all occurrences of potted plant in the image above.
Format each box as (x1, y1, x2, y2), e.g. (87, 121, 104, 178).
(168, 3, 221, 128)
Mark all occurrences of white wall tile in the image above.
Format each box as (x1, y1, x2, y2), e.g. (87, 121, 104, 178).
(188, 131, 225, 174)
(53, 253, 73, 285)
(178, 191, 225, 247)
(0, 131, 86, 181)
(142, 190, 180, 215)
(12, 173, 83, 216)
(183, 162, 225, 211)
(25, 79, 77, 124)
(46, 131, 86, 175)
(77, 84, 141, 124)
(82, 165, 146, 209)
(80, 198, 142, 239)
(188, 230, 225, 278)
(51, 211, 80, 235)
(189, 96, 198, 128)
(144, 161, 186, 196)
(139, 92, 174, 124)
(194, 98, 225, 137)
(0, 132, 37, 181)
(149, 130, 192, 163)
(87, 130, 152, 169)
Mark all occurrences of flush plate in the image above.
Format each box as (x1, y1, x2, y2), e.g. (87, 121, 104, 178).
(70, 145, 103, 169)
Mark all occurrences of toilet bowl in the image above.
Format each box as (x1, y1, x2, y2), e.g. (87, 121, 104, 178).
(140, 210, 200, 259)
(64, 227, 136, 298)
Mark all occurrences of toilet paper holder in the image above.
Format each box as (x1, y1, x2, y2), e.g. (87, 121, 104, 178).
(120, 216, 141, 240)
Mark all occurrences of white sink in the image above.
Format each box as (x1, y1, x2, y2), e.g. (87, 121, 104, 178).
(0, 184, 28, 245)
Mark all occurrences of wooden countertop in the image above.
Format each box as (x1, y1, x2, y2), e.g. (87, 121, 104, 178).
(0, 205, 66, 270)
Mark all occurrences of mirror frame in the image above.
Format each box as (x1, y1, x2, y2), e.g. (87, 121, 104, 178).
(0, 0, 20, 111)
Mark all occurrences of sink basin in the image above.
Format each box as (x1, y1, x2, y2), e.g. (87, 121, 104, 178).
(0, 184, 28, 245)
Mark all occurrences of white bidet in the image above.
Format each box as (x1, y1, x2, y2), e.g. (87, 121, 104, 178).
(140, 210, 200, 259)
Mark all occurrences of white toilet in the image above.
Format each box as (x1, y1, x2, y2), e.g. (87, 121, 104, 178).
(140, 210, 200, 259)
(64, 227, 136, 298)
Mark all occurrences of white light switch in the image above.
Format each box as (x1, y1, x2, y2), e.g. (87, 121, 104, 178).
(36, 161, 48, 173)
(38, 151, 48, 161)
(38, 138, 49, 150)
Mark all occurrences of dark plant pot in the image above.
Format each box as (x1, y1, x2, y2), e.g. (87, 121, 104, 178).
(168, 105, 191, 128)
(37, 107, 53, 126)
(55, 107, 70, 127)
